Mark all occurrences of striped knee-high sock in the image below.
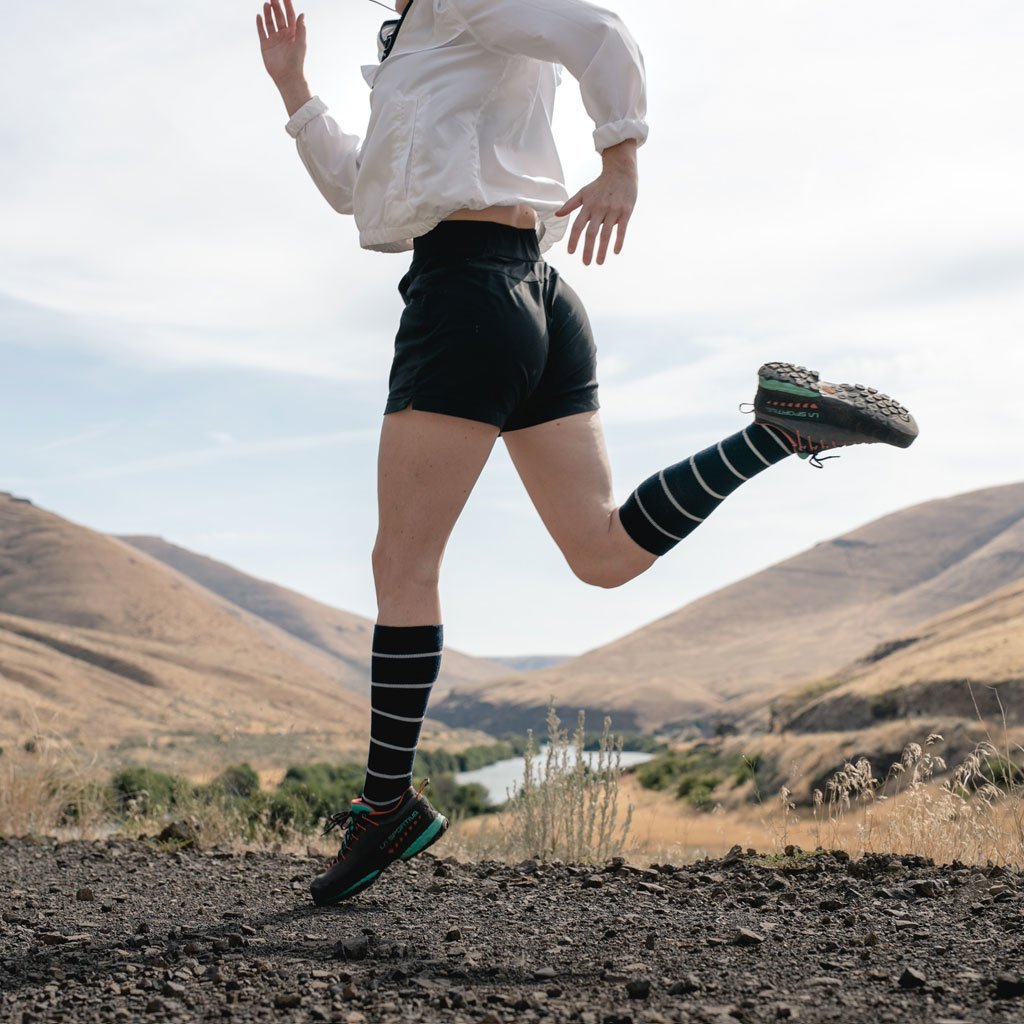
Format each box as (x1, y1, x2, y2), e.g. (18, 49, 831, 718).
(361, 623, 443, 809)
(618, 424, 793, 556)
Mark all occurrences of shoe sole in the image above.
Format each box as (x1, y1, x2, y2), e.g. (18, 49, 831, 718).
(312, 813, 449, 906)
(754, 361, 918, 449)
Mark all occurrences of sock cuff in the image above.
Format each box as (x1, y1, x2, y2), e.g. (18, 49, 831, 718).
(372, 623, 443, 654)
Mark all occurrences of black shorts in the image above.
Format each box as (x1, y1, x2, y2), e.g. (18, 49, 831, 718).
(384, 220, 600, 434)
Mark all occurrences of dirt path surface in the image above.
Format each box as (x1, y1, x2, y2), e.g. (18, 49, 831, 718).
(2, 837, 1023, 1024)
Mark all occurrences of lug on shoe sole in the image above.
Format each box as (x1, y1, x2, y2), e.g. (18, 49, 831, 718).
(754, 361, 918, 449)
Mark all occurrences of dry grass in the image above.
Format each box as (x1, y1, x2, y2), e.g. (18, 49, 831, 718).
(0, 734, 111, 840)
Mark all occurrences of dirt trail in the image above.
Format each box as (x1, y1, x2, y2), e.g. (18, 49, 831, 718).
(1, 836, 1022, 1024)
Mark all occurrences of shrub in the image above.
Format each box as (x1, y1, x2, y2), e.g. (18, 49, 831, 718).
(503, 700, 633, 863)
(111, 767, 188, 816)
(212, 763, 261, 799)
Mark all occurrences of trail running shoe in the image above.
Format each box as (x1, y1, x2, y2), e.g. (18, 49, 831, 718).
(310, 779, 448, 906)
(753, 361, 918, 458)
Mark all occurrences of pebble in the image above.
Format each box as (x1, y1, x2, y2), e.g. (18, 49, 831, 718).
(583, 875, 605, 889)
(899, 967, 928, 989)
(995, 973, 1024, 999)
(734, 927, 766, 946)
(75, 887, 94, 901)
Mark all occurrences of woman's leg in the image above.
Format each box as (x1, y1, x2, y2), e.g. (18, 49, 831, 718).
(362, 404, 500, 807)
(501, 409, 658, 589)
(502, 408, 793, 589)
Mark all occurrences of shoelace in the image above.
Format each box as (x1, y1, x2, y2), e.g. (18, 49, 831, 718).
(319, 779, 432, 868)
(321, 806, 372, 867)
(738, 403, 844, 469)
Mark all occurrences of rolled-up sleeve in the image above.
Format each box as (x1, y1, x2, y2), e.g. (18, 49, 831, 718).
(285, 96, 362, 215)
(442, 0, 648, 152)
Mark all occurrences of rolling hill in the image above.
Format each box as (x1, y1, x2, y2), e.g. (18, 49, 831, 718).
(0, 493, 497, 773)
(432, 482, 1024, 735)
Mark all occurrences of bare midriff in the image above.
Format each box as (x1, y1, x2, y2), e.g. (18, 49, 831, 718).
(443, 203, 539, 230)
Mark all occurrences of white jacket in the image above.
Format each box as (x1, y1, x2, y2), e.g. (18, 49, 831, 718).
(284, 0, 648, 253)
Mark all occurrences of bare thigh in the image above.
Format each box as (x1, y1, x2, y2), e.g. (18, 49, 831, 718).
(501, 410, 658, 588)
(373, 405, 500, 625)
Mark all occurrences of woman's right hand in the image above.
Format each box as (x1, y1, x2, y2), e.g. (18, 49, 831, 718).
(257, 0, 306, 87)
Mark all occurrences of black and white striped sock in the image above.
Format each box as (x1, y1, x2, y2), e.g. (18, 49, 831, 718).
(360, 623, 443, 809)
(618, 424, 793, 556)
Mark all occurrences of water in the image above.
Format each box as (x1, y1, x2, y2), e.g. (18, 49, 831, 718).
(454, 746, 655, 806)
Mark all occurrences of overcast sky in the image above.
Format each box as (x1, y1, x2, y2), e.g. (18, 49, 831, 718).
(2, 1, 1022, 659)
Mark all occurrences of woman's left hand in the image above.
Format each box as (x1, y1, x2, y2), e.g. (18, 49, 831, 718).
(555, 139, 638, 266)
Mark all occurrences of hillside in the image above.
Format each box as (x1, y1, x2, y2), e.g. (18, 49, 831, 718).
(771, 575, 1024, 734)
(433, 482, 1024, 734)
(118, 535, 510, 697)
(0, 494, 486, 772)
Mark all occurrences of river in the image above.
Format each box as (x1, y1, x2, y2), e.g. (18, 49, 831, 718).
(454, 746, 655, 806)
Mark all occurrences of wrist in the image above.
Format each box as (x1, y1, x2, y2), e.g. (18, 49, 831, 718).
(276, 75, 313, 117)
(601, 138, 639, 173)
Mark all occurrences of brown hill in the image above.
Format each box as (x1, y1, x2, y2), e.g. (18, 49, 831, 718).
(117, 535, 510, 697)
(0, 494, 483, 774)
(433, 482, 1024, 734)
(772, 576, 1024, 734)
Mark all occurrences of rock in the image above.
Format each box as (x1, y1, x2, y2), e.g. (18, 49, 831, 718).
(334, 935, 370, 961)
(899, 967, 927, 989)
(625, 977, 651, 1000)
(274, 993, 302, 1008)
(668, 974, 702, 995)
(638, 882, 666, 895)
(733, 927, 766, 946)
(157, 819, 200, 847)
(995, 974, 1024, 998)
(582, 875, 605, 889)
(533, 967, 558, 979)
(161, 981, 186, 997)
(722, 844, 744, 865)
(908, 879, 939, 898)
(445, 927, 462, 942)
(75, 887, 94, 901)
(38, 932, 69, 945)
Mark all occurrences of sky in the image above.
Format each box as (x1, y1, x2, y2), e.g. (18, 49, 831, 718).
(2, 1, 1022, 659)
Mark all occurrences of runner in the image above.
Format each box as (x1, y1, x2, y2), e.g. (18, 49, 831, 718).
(255, 0, 918, 905)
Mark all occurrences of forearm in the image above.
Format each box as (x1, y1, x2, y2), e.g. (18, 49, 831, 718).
(276, 74, 313, 118)
(601, 138, 638, 176)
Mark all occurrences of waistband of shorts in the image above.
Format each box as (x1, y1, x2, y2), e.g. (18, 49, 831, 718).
(412, 220, 542, 264)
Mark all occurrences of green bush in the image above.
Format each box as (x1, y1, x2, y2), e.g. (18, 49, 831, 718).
(111, 767, 188, 815)
(211, 763, 261, 799)
(636, 745, 758, 810)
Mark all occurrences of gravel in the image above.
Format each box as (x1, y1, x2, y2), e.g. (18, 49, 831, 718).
(1, 838, 1022, 1023)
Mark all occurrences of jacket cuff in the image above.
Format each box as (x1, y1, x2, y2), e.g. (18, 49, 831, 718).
(594, 118, 650, 153)
(285, 96, 328, 138)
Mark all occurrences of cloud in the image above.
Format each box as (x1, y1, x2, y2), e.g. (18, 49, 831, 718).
(34, 424, 116, 452)
(5, 427, 378, 486)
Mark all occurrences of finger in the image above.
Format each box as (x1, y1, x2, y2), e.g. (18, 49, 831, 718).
(256, 12, 268, 42)
(596, 218, 615, 265)
(284, 0, 298, 26)
(263, 2, 276, 34)
(296, 11, 305, 40)
(555, 191, 583, 218)
(270, 0, 287, 31)
(567, 209, 589, 254)
(582, 214, 603, 265)
(614, 215, 630, 254)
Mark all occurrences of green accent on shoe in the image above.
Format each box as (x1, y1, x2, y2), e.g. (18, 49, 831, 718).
(758, 377, 820, 399)
(350, 802, 374, 813)
(337, 869, 381, 899)
(400, 817, 446, 860)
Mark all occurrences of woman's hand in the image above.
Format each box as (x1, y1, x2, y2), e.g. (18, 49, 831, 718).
(555, 139, 639, 265)
(257, 0, 311, 114)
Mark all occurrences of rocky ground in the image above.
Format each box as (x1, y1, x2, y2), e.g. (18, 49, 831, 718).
(1, 836, 1023, 1024)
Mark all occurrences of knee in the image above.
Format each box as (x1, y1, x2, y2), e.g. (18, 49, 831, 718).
(372, 542, 440, 593)
(569, 557, 630, 590)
